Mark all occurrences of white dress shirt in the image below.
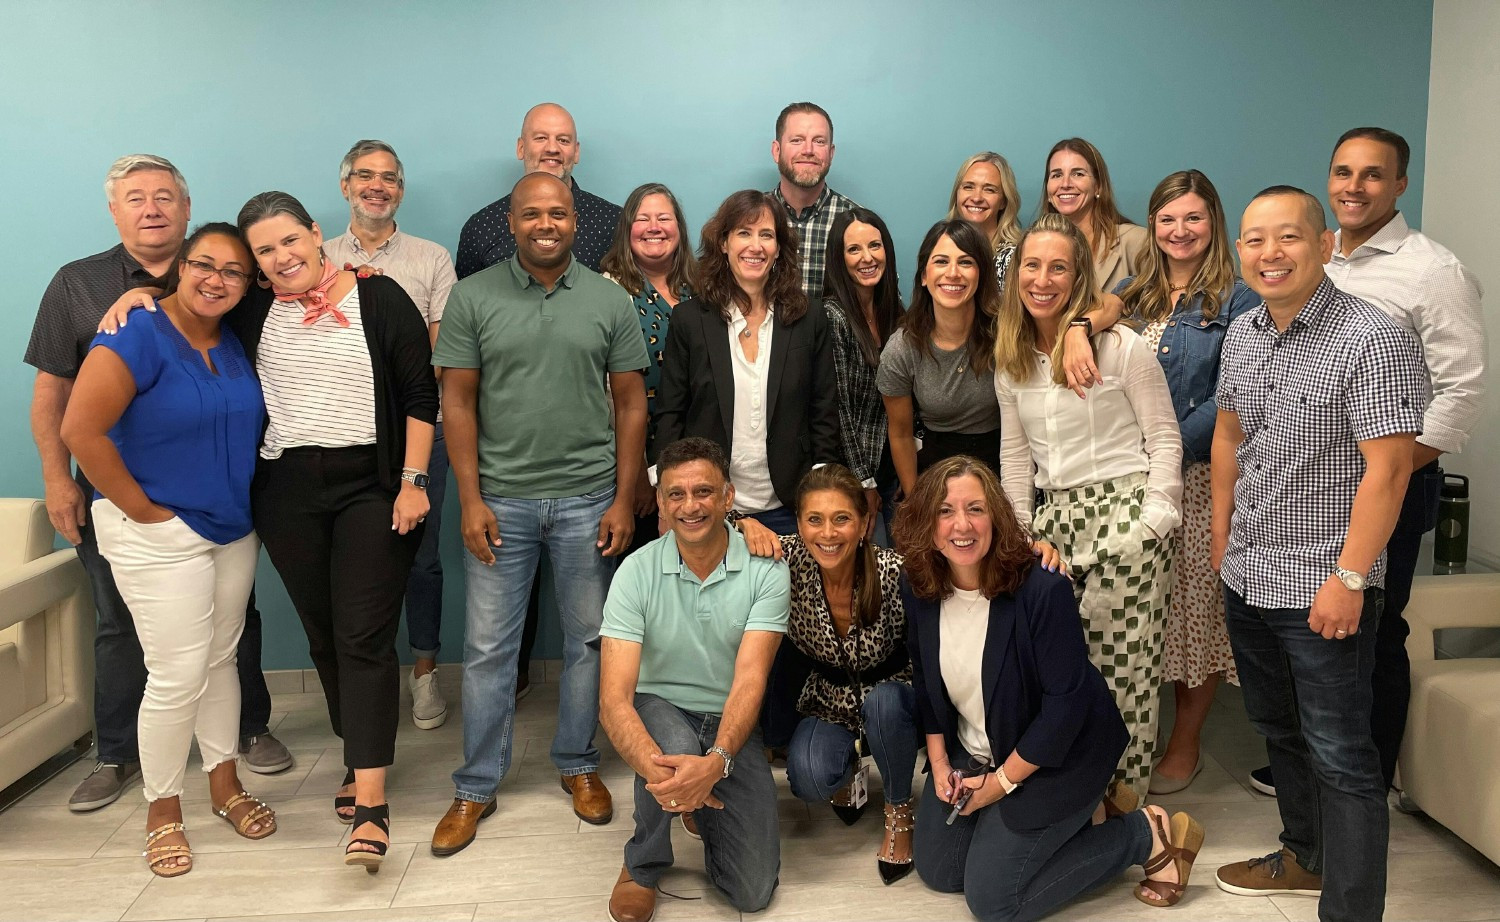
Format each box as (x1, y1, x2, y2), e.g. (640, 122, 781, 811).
(995, 327, 1183, 538)
(727, 306, 779, 513)
(1326, 212, 1487, 454)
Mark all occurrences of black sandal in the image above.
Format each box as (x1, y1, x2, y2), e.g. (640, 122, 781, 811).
(334, 768, 355, 825)
(343, 803, 390, 873)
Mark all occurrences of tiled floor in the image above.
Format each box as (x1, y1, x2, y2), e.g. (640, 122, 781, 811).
(4, 665, 1499, 922)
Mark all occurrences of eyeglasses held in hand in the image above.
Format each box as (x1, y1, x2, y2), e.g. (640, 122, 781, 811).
(946, 756, 992, 825)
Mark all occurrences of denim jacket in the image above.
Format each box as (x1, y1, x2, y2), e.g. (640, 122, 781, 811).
(1114, 277, 1260, 463)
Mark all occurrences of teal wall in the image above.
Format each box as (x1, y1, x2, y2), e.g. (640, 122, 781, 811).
(0, 1, 1434, 669)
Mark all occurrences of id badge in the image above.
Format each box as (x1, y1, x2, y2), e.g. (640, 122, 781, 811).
(850, 762, 870, 808)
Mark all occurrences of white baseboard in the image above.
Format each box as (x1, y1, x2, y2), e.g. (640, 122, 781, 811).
(261, 659, 560, 697)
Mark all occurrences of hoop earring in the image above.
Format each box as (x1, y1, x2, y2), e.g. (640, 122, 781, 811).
(256, 269, 269, 285)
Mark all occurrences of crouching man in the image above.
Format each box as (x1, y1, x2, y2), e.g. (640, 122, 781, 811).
(599, 437, 790, 921)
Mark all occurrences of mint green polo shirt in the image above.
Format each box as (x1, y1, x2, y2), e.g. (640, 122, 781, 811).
(431, 257, 649, 498)
(601, 525, 790, 715)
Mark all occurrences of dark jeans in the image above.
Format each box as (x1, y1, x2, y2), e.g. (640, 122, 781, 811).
(1372, 459, 1440, 789)
(786, 680, 918, 804)
(404, 423, 448, 659)
(1225, 585, 1388, 922)
(624, 694, 779, 912)
(747, 505, 798, 534)
(77, 501, 272, 764)
(915, 772, 1152, 922)
(253, 446, 420, 769)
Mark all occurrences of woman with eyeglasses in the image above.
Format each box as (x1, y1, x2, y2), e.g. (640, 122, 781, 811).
(892, 457, 1204, 917)
(62, 223, 276, 878)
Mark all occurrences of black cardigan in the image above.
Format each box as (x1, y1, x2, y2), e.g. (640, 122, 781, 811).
(228, 275, 438, 490)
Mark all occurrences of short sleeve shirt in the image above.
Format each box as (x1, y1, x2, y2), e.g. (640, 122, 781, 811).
(90, 308, 265, 544)
(601, 525, 790, 715)
(431, 257, 649, 498)
(1216, 278, 1428, 608)
(26, 243, 158, 379)
(876, 331, 1001, 434)
(322, 226, 455, 325)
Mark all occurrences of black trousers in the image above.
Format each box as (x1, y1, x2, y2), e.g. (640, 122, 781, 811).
(917, 428, 1002, 477)
(253, 445, 421, 769)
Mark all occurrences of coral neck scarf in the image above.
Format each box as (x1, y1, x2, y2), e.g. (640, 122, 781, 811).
(275, 260, 348, 327)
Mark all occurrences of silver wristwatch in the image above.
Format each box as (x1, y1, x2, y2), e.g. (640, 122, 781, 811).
(1334, 566, 1367, 591)
(708, 746, 734, 777)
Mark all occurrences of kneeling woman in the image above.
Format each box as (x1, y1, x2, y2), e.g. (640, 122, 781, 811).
(63, 223, 276, 877)
(893, 457, 1203, 919)
(778, 465, 918, 883)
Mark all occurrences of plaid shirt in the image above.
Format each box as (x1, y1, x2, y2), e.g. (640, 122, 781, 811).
(1216, 278, 1427, 609)
(824, 299, 885, 485)
(769, 184, 858, 300)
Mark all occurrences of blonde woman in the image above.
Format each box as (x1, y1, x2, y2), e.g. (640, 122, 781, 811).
(944, 152, 1023, 290)
(993, 214, 1182, 797)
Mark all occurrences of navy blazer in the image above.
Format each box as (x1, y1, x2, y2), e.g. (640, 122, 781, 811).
(653, 296, 842, 506)
(904, 562, 1128, 832)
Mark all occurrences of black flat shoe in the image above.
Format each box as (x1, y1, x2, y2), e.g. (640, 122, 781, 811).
(334, 768, 356, 824)
(344, 803, 390, 874)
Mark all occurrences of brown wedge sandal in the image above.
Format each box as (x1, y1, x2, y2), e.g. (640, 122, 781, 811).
(214, 791, 277, 840)
(143, 822, 193, 878)
(1103, 778, 1140, 819)
(1135, 809, 1205, 907)
(877, 802, 915, 885)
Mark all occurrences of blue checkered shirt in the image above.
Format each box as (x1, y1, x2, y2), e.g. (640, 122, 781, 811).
(1216, 278, 1428, 609)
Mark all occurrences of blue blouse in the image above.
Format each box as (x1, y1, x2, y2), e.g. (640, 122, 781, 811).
(90, 306, 265, 544)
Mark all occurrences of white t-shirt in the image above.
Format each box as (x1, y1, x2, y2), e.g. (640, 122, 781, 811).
(940, 587, 993, 764)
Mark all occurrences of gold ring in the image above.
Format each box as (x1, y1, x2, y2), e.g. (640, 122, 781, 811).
(670, 800, 678, 807)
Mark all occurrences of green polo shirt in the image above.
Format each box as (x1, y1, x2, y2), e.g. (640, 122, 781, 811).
(432, 257, 649, 498)
(601, 525, 790, 715)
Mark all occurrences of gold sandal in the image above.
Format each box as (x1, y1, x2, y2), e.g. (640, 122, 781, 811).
(214, 791, 277, 840)
(144, 822, 192, 878)
(877, 802, 915, 885)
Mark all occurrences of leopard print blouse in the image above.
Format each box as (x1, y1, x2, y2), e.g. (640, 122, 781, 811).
(782, 534, 912, 733)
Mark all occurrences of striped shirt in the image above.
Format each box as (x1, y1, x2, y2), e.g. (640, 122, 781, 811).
(769, 184, 858, 300)
(257, 288, 377, 458)
(1216, 278, 1428, 609)
(1326, 212, 1487, 454)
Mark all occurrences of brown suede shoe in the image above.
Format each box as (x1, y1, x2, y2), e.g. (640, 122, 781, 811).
(561, 772, 614, 825)
(431, 797, 497, 856)
(1216, 847, 1322, 897)
(608, 867, 656, 922)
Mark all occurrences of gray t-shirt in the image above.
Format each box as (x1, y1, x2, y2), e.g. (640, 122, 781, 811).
(876, 331, 1001, 435)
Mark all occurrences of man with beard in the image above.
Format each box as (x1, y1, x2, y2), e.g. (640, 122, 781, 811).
(768, 102, 859, 299)
(430, 172, 648, 854)
(322, 140, 458, 733)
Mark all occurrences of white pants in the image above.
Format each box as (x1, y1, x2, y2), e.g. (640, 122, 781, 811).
(93, 499, 259, 802)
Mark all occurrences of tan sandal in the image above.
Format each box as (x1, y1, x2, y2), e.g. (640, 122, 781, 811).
(877, 802, 915, 885)
(1103, 778, 1140, 819)
(1135, 809, 1205, 907)
(214, 791, 277, 840)
(144, 822, 192, 878)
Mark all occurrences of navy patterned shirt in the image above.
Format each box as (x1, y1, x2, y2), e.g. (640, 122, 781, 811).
(455, 177, 621, 280)
(1216, 278, 1428, 608)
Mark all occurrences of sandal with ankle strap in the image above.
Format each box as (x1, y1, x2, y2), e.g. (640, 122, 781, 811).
(1135, 809, 1205, 907)
(334, 768, 356, 824)
(1103, 778, 1140, 819)
(344, 803, 390, 873)
(214, 791, 277, 840)
(877, 802, 915, 885)
(144, 822, 192, 878)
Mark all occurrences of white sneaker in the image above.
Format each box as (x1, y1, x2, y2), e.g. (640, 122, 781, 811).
(411, 668, 448, 729)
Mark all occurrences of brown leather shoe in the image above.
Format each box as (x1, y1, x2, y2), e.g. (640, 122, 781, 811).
(608, 867, 656, 922)
(561, 772, 614, 824)
(430, 797, 497, 856)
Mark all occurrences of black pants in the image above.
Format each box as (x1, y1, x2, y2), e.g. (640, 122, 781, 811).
(918, 428, 1002, 477)
(1372, 460, 1441, 789)
(253, 446, 420, 769)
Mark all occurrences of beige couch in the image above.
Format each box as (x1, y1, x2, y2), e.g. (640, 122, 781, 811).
(0, 499, 94, 793)
(1400, 572, 1500, 866)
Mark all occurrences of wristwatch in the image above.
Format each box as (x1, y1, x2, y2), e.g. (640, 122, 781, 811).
(1069, 317, 1093, 337)
(995, 765, 1021, 795)
(708, 746, 735, 777)
(1334, 566, 1367, 591)
(401, 469, 431, 490)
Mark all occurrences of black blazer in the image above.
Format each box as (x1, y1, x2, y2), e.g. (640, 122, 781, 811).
(904, 563, 1128, 832)
(228, 275, 438, 492)
(653, 297, 841, 505)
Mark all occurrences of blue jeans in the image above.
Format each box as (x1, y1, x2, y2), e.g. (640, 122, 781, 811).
(915, 772, 1152, 922)
(452, 485, 615, 799)
(77, 506, 271, 763)
(786, 680, 918, 804)
(1224, 585, 1387, 922)
(624, 694, 779, 912)
(404, 423, 448, 659)
(746, 504, 797, 534)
